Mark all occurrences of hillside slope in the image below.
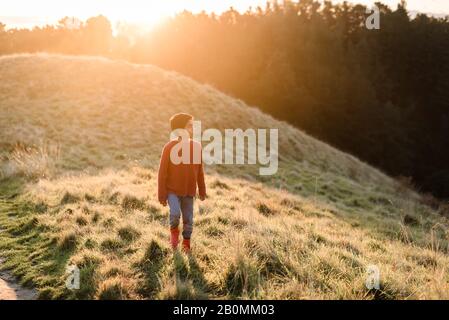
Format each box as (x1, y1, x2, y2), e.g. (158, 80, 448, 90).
(0, 54, 448, 299)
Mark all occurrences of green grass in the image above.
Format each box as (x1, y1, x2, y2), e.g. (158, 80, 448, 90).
(0, 178, 70, 298)
(0, 54, 448, 299)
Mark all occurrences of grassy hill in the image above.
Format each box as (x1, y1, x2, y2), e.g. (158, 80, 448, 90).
(0, 53, 448, 299)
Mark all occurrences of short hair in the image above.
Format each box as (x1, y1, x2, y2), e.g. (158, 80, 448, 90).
(169, 113, 193, 131)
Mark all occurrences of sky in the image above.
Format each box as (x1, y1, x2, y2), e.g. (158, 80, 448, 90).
(1, 0, 448, 30)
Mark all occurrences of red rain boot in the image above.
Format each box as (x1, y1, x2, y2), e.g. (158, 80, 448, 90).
(170, 228, 180, 250)
(182, 238, 191, 253)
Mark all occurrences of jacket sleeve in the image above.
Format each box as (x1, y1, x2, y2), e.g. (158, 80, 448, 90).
(197, 149, 206, 198)
(158, 145, 170, 203)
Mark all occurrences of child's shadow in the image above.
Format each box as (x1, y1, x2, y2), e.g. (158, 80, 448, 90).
(173, 251, 210, 299)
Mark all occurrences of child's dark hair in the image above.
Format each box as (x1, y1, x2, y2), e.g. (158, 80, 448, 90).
(170, 113, 193, 131)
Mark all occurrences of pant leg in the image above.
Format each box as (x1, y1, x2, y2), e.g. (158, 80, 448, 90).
(180, 196, 194, 239)
(167, 193, 181, 230)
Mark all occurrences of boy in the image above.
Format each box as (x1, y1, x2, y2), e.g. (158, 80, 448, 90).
(158, 113, 206, 253)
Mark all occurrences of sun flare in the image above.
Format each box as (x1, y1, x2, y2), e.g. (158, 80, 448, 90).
(104, 2, 182, 28)
(1, 1, 448, 31)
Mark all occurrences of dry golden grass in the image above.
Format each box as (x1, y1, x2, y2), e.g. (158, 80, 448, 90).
(0, 53, 448, 299)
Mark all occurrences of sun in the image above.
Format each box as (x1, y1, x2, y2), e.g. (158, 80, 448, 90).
(102, 0, 265, 30)
(104, 2, 180, 29)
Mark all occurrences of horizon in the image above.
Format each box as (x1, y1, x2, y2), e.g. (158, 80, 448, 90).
(1, 0, 448, 31)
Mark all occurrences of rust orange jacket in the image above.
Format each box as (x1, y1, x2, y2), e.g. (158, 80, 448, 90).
(158, 139, 206, 202)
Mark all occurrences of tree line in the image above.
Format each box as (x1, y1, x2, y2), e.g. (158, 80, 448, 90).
(1, 1, 448, 198)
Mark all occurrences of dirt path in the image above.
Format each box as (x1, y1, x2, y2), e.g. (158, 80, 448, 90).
(0, 258, 37, 300)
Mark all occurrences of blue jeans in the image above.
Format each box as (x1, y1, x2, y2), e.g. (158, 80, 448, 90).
(167, 193, 194, 239)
